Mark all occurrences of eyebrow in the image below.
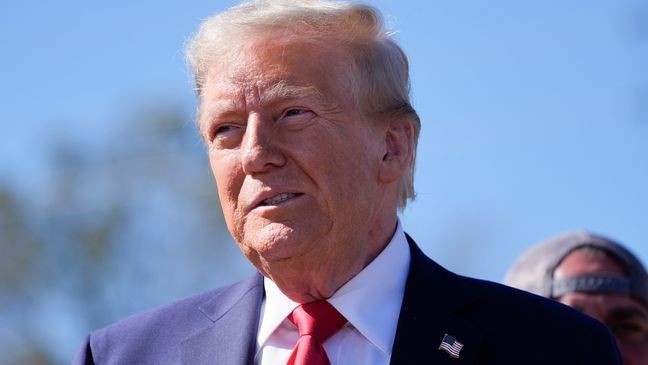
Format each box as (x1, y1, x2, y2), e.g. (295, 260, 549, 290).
(194, 102, 240, 146)
(259, 81, 327, 106)
(198, 100, 237, 125)
(197, 81, 341, 131)
(607, 307, 648, 321)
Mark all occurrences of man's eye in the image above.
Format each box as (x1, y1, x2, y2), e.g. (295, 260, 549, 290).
(612, 323, 640, 333)
(609, 322, 647, 341)
(282, 108, 311, 118)
(209, 124, 242, 143)
(215, 125, 236, 134)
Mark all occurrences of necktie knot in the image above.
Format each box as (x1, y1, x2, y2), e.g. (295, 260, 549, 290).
(289, 300, 346, 341)
(287, 300, 347, 365)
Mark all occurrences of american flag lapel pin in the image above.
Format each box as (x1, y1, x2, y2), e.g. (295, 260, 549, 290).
(438, 333, 464, 359)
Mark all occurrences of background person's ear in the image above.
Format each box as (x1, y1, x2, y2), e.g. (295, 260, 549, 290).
(379, 119, 414, 184)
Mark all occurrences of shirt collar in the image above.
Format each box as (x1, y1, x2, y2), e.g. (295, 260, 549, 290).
(257, 220, 411, 355)
(257, 276, 300, 347)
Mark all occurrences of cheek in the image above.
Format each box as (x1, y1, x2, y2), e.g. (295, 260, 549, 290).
(617, 340, 648, 364)
(210, 153, 243, 212)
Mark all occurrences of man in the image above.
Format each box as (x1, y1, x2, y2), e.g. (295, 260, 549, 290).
(73, 1, 621, 364)
(506, 232, 648, 365)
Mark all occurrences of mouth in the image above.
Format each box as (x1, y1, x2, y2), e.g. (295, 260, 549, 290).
(259, 192, 302, 206)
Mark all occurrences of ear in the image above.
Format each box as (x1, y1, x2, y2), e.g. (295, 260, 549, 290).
(379, 119, 414, 184)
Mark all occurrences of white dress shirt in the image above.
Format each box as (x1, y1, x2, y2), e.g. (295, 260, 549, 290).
(255, 221, 411, 365)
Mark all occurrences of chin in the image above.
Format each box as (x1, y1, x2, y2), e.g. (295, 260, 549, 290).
(237, 216, 332, 260)
(241, 222, 306, 260)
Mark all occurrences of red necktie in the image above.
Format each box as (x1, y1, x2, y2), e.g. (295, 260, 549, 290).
(287, 300, 347, 365)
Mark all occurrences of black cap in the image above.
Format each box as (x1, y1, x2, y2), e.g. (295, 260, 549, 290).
(505, 231, 648, 308)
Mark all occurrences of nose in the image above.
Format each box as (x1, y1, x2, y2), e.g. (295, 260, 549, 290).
(241, 114, 286, 174)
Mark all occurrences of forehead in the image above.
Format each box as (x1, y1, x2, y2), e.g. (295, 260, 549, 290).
(559, 291, 647, 320)
(554, 249, 626, 278)
(203, 35, 354, 100)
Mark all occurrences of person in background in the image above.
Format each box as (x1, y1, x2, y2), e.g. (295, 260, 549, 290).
(506, 231, 648, 365)
(73, 1, 622, 364)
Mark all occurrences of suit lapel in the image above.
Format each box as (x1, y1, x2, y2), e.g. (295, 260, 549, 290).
(390, 236, 483, 364)
(179, 274, 264, 365)
(177, 237, 484, 364)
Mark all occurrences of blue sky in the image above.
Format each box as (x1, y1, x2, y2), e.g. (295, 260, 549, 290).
(2, 0, 646, 287)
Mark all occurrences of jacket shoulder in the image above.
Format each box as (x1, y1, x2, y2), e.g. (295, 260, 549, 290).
(402, 239, 621, 364)
(75, 274, 263, 364)
(455, 274, 622, 364)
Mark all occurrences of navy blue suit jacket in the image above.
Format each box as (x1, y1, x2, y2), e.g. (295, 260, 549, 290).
(73, 237, 621, 364)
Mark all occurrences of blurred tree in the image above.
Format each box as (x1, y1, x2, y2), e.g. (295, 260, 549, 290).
(0, 102, 251, 364)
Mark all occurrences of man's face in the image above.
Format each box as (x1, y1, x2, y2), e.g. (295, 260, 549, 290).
(198, 37, 392, 281)
(554, 250, 648, 365)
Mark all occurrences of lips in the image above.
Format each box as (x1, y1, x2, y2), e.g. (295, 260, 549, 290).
(261, 193, 297, 205)
(249, 189, 305, 211)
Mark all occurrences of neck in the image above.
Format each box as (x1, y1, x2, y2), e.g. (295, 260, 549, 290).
(259, 216, 399, 303)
